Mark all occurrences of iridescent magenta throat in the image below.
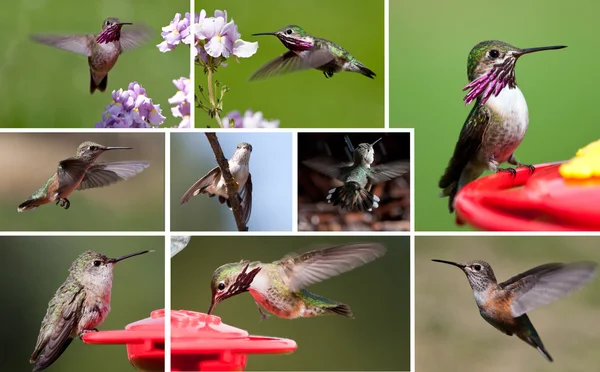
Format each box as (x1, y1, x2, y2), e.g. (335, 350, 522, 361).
(278, 35, 313, 52)
(96, 26, 122, 44)
(463, 58, 517, 106)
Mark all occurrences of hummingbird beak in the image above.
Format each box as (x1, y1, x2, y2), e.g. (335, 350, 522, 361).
(371, 137, 382, 146)
(207, 297, 217, 315)
(516, 45, 567, 57)
(252, 32, 277, 36)
(117, 22, 133, 26)
(107, 250, 151, 264)
(103, 146, 133, 151)
(432, 259, 466, 269)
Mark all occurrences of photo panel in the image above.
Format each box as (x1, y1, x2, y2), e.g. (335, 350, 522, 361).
(194, 1, 385, 128)
(171, 235, 410, 371)
(2, 133, 164, 231)
(1, 236, 165, 372)
(171, 132, 293, 232)
(298, 132, 411, 231)
(415, 236, 600, 371)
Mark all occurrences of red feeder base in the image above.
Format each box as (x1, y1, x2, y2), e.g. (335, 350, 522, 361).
(454, 162, 600, 231)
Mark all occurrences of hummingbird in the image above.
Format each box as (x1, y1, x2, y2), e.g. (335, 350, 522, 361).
(180, 142, 253, 225)
(18, 141, 150, 212)
(30, 250, 151, 371)
(303, 138, 409, 212)
(250, 25, 375, 80)
(439, 41, 567, 212)
(208, 243, 386, 320)
(432, 259, 598, 362)
(30, 17, 152, 94)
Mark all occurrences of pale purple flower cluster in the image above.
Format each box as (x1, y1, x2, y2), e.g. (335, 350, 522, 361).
(195, 10, 258, 63)
(157, 13, 193, 53)
(169, 77, 191, 128)
(95, 82, 166, 128)
(223, 110, 280, 128)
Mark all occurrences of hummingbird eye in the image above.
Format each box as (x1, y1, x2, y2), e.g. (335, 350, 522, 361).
(286, 29, 293, 35)
(473, 264, 482, 271)
(217, 282, 225, 291)
(89, 146, 98, 151)
(488, 49, 500, 59)
(93, 260, 101, 267)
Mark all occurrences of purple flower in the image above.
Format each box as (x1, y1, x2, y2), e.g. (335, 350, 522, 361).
(96, 82, 166, 128)
(169, 77, 192, 128)
(223, 110, 280, 128)
(157, 13, 192, 53)
(196, 9, 258, 60)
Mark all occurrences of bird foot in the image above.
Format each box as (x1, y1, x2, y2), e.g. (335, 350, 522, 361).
(323, 71, 334, 78)
(519, 163, 536, 174)
(255, 301, 271, 322)
(496, 167, 517, 178)
(55, 198, 71, 210)
(79, 328, 99, 339)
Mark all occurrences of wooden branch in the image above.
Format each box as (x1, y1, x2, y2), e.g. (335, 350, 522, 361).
(204, 132, 248, 231)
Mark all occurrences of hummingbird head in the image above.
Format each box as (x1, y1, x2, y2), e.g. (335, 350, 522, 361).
(208, 262, 262, 315)
(97, 17, 133, 44)
(71, 250, 150, 289)
(353, 138, 380, 165)
(253, 25, 313, 51)
(231, 142, 253, 165)
(76, 141, 132, 162)
(463, 40, 566, 105)
(432, 259, 497, 292)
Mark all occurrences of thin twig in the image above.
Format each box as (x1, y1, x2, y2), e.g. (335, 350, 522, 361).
(207, 68, 224, 128)
(204, 132, 248, 231)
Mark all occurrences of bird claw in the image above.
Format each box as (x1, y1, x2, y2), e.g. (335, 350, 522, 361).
(323, 70, 334, 78)
(497, 167, 517, 178)
(79, 328, 99, 339)
(520, 164, 536, 174)
(55, 198, 71, 210)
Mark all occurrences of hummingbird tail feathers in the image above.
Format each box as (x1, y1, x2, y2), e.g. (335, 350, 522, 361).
(90, 74, 108, 94)
(30, 337, 74, 371)
(357, 65, 376, 79)
(18, 199, 37, 212)
(325, 303, 353, 317)
(439, 163, 484, 213)
(327, 182, 379, 212)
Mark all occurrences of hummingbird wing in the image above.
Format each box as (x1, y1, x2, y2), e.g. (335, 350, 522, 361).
(56, 158, 92, 193)
(500, 262, 598, 317)
(250, 49, 335, 80)
(239, 173, 253, 224)
(302, 157, 352, 181)
(119, 24, 153, 52)
(30, 281, 85, 371)
(368, 161, 410, 184)
(180, 166, 222, 205)
(30, 34, 92, 56)
(76, 161, 150, 191)
(438, 104, 489, 191)
(279, 243, 387, 292)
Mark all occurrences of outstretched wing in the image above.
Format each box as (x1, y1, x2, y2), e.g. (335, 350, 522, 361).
(30, 282, 86, 371)
(302, 157, 352, 181)
(500, 262, 597, 317)
(120, 24, 153, 52)
(56, 158, 90, 193)
(30, 34, 93, 56)
(278, 243, 387, 292)
(76, 161, 149, 191)
(180, 167, 221, 205)
(250, 49, 334, 80)
(369, 161, 410, 184)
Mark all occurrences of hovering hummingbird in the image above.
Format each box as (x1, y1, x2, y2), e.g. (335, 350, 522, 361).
(250, 25, 375, 80)
(18, 141, 150, 212)
(180, 142, 253, 225)
(432, 259, 597, 361)
(30, 250, 151, 371)
(303, 138, 408, 212)
(30, 17, 152, 94)
(439, 40, 566, 212)
(208, 243, 386, 320)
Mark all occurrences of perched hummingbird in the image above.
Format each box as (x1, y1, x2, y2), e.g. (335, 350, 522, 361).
(18, 141, 150, 212)
(439, 41, 566, 212)
(432, 259, 597, 361)
(303, 138, 408, 212)
(30, 250, 151, 371)
(180, 142, 253, 225)
(208, 243, 386, 320)
(30, 17, 152, 94)
(250, 25, 375, 80)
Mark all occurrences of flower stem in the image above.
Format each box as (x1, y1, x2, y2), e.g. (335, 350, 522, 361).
(207, 68, 224, 128)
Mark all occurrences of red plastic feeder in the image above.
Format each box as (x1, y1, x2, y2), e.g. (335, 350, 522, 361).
(171, 310, 297, 371)
(82, 309, 165, 371)
(454, 161, 600, 231)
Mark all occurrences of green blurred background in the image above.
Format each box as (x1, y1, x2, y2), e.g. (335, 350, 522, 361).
(1, 133, 164, 230)
(0, 0, 188, 128)
(172, 236, 410, 370)
(196, 1, 384, 128)
(390, 0, 600, 230)
(0, 236, 165, 372)
(416, 236, 600, 372)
